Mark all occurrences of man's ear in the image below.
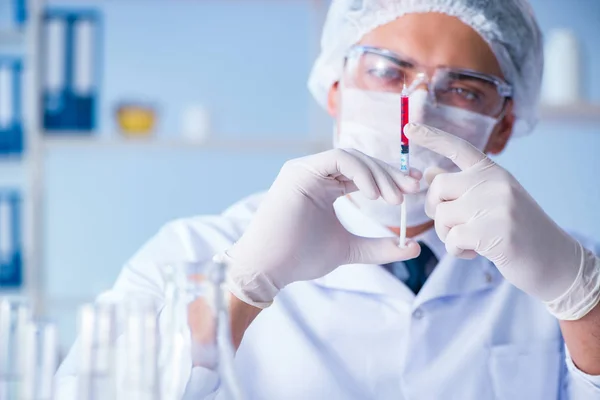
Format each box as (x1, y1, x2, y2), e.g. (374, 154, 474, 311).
(486, 101, 515, 155)
(327, 81, 340, 117)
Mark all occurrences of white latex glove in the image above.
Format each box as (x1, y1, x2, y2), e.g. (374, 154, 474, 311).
(405, 123, 600, 320)
(224, 148, 422, 308)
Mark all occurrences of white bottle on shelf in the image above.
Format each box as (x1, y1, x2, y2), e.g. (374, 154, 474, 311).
(181, 105, 211, 144)
(541, 29, 582, 106)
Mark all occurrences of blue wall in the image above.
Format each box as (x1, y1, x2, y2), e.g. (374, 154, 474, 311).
(7, 0, 598, 348)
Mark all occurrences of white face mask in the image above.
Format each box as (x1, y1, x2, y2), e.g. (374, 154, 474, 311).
(336, 88, 498, 227)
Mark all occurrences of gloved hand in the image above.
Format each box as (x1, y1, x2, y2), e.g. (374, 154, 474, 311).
(405, 123, 600, 320)
(224, 148, 422, 308)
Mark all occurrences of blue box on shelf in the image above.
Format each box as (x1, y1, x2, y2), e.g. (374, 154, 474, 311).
(0, 189, 21, 288)
(13, 0, 27, 26)
(43, 9, 102, 133)
(0, 57, 23, 156)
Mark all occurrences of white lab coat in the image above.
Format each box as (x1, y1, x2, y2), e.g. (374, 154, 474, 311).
(55, 192, 600, 400)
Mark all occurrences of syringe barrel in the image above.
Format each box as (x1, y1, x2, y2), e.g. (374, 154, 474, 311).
(400, 94, 409, 147)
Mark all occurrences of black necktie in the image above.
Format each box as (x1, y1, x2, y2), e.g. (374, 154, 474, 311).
(383, 242, 438, 294)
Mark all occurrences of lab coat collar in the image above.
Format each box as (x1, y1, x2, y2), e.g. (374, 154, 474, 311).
(314, 197, 502, 304)
(414, 252, 502, 307)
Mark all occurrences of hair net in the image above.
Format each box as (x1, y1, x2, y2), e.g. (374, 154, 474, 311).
(308, 0, 544, 135)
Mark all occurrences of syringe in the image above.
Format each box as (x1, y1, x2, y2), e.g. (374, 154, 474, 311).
(399, 83, 409, 248)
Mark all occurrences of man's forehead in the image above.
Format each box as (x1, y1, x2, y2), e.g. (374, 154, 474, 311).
(359, 13, 504, 78)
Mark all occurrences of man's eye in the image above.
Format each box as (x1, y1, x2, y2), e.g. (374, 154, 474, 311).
(447, 86, 482, 102)
(367, 68, 403, 81)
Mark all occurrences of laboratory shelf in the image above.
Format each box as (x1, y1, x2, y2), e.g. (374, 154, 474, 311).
(0, 287, 25, 297)
(0, 155, 24, 165)
(0, 28, 26, 46)
(0, 157, 25, 186)
(539, 102, 600, 121)
(42, 135, 331, 153)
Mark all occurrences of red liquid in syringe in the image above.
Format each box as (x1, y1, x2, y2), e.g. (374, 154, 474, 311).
(400, 91, 409, 174)
(401, 94, 409, 148)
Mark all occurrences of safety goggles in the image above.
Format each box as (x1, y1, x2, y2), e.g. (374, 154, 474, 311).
(343, 45, 513, 117)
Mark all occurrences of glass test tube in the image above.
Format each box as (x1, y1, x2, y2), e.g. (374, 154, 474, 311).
(210, 256, 244, 400)
(117, 297, 159, 400)
(159, 264, 193, 400)
(77, 302, 118, 400)
(185, 262, 218, 370)
(19, 321, 59, 400)
(0, 297, 31, 400)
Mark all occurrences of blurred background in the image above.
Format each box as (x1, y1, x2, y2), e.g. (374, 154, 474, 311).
(0, 0, 599, 356)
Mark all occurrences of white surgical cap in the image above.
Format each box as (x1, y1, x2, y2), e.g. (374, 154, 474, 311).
(308, 0, 544, 135)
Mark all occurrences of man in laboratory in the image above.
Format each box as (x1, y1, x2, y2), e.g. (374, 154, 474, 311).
(56, 0, 600, 399)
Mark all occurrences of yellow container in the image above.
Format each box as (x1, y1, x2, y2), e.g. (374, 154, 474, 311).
(116, 103, 157, 136)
